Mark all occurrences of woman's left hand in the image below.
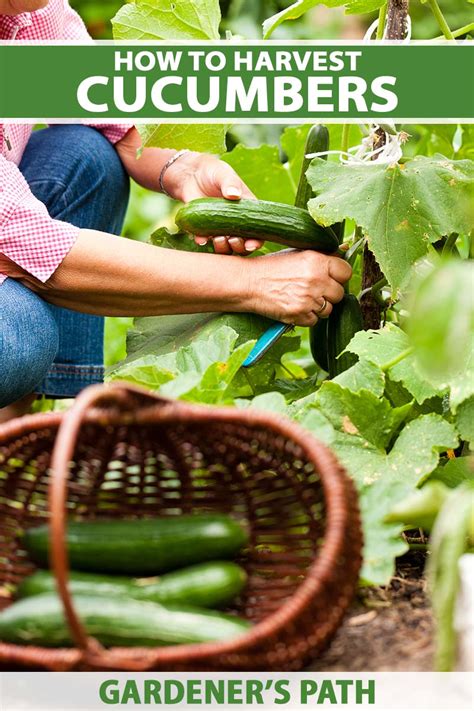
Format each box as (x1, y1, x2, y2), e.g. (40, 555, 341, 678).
(165, 152, 263, 255)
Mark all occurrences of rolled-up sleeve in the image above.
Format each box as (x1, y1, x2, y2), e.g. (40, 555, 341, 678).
(0, 156, 79, 284)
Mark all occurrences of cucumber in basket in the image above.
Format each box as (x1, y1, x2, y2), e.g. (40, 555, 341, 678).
(23, 515, 248, 575)
(17, 561, 247, 609)
(0, 594, 251, 648)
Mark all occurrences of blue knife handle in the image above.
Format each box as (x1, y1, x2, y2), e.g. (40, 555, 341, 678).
(243, 322, 293, 368)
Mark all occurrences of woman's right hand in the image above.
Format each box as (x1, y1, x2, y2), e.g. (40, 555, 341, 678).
(247, 250, 352, 327)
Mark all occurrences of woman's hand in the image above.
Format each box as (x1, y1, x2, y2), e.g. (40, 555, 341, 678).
(163, 152, 263, 256)
(115, 130, 262, 256)
(248, 250, 352, 327)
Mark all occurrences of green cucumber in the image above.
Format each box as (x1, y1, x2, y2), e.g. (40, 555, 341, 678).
(17, 562, 247, 609)
(305, 125, 332, 371)
(310, 318, 330, 373)
(295, 125, 329, 210)
(0, 594, 251, 648)
(175, 199, 338, 253)
(23, 515, 248, 576)
(327, 294, 364, 378)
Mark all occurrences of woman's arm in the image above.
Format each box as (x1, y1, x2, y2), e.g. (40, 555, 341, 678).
(3, 229, 351, 327)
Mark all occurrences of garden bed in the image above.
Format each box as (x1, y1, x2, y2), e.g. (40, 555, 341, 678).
(312, 552, 433, 672)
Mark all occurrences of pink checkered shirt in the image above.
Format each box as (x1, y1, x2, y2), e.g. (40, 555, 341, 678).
(0, 0, 131, 285)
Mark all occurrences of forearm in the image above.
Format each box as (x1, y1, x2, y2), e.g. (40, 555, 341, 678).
(115, 127, 179, 193)
(16, 229, 253, 317)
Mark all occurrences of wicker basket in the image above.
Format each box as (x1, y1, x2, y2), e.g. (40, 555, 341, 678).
(0, 383, 362, 671)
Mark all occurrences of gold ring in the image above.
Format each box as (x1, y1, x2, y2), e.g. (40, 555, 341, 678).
(315, 297, 328, 314)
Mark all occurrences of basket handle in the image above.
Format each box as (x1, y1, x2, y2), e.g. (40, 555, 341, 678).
(48, 383, 160, 653)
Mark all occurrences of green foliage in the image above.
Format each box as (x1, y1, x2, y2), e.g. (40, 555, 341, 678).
(385, 481, 450, 532)
(262, 0, 384, 39)
(112, 0, 221, 40)
(108, 117, 473, 588)
(407, 259, 474, 381)
(137, 123, 227, 154)
(346, 324, 445, 405)
(112, 1, 226, 152)
(307, 156, 474, 292)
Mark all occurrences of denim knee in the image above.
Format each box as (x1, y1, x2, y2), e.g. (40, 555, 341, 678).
(0, 280, 59, 407)
(20, 125, 130, 235)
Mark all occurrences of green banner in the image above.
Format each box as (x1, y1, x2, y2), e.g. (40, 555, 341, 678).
(0, 42, 472, 121)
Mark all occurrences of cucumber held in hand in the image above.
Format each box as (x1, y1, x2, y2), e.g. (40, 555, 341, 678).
(0, 594, 251, 648)
(175, 198, 339, 253)
(17, 561, 247, 609)
(23, 515, 248, 575)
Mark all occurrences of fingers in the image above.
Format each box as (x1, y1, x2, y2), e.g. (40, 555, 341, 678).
(328, 256, 352, 284)
(324, 280, 346, 305)
(213, 237, 233, 255)
(314, 298, 334, 319)
(215, 162, 256, 201)
(194, 235, 262, 255)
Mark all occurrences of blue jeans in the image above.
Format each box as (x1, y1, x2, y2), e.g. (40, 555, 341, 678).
(0, 125, 130, 408)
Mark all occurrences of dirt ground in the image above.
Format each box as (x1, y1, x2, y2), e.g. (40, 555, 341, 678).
(311, 551, 434, 672)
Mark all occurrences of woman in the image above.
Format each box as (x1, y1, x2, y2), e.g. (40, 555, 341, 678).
(0, 0, 351, 418)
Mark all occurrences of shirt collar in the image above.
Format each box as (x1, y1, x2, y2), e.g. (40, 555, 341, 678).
(0, 12, 33, 36)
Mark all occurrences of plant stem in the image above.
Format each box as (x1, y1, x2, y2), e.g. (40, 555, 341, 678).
(426, 0, 455, 40)
(280, 362, 296, 380)
(435, 22, 474, 40)
(376, 3, 388, 40)
(442, 233, 458, 255)
(381, 347, 414, 372)
(341, 124, 350, 155)
(371, 277, 389, 294)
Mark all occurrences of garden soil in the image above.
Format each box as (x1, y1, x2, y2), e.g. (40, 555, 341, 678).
(311, 551, 434, 672)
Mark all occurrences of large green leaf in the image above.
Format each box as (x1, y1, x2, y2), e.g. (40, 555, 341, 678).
(293, 381, 458, 584)
(111, 323, 253, 404)
(262, 1, 384, 39)
(112, 1, 225, 153)
(307, 156, 474, 291)
(222, 144, 295, 204)
(332, 359, 385, 398)
(138, 124, 227, 153)
(112, 0, 221, 40)
(109, 310, 301, 399)
(359, 479, 410, 586)
(346, 324, 445, 404)
(408, 260, 474, 381)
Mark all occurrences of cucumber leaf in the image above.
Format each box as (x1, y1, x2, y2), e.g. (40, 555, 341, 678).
(294, 381, 458, 583)
(407, 260, 474, 388)
(112, 1, 226, 153)
(112, 0, 221, 40)
(346, 324, 445, 404)
(428, 457, 474, 489)
(332, 359, 385, 397)
(138, 123, 227, 154)
(307, 156, 474, 292)
(222, 144, 295, 204)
